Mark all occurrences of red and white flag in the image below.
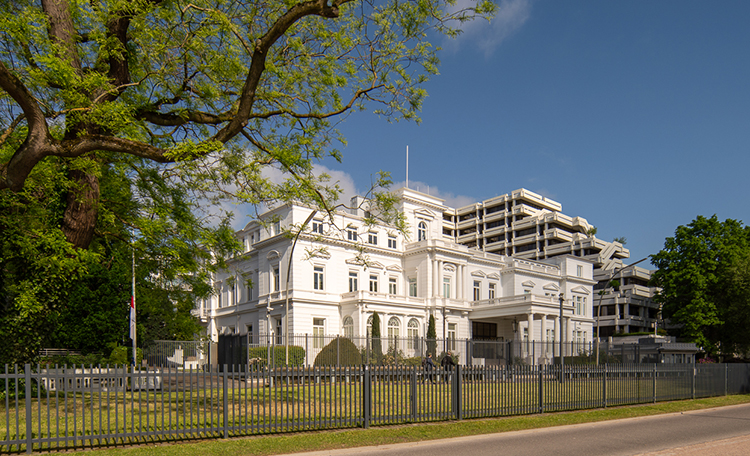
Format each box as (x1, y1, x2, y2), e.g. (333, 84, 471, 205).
(129, 295, 136, 340)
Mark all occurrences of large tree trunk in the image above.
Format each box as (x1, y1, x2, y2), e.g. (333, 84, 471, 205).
(61, 169, 99, 249)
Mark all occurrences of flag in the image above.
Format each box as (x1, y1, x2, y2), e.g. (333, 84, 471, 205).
(129, 295, 136, 340)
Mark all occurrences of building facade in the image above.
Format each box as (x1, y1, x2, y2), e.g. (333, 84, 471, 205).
(196, 188, 596, 364)
(442, 188, 659, 337)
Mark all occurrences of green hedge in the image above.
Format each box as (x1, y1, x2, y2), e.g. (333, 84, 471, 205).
(248, 346, 305, 367)
(314, 337, 362, 366)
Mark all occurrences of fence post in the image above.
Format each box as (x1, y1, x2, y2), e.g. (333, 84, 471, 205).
(25, 364, 32, 454)
(363, 366, 371, 429)
(602, 364, 607, 409)
(411, 366, 417, 422)
(692, 364, 696, 400)
(653, 364, 657, 403)
(725, 363, 728, 396)
(454, 364, 462, 420)
(223, 366, 229, 439)
(538, 365, 544, 414)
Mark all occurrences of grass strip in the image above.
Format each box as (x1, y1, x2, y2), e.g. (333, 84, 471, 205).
(73, 394, 750, 456)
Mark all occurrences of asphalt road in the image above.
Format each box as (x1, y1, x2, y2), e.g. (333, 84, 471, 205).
(282, 403, 750, 456)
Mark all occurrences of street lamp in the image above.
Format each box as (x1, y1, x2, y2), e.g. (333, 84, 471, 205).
(285, 209, 318, 366)
(595, 257, 648, 364)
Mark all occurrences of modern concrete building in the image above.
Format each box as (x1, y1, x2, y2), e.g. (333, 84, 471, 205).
(442, 188, 659, 338)
(195, 188, 595, 365)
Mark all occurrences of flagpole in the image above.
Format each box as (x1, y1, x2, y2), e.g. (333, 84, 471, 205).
(131, 242, 137, 367)
(406, 145, 409, 188)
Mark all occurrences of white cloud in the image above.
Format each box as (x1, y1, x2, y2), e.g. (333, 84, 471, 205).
(444, 0, 532, 56)
(391, 179, 477, 209)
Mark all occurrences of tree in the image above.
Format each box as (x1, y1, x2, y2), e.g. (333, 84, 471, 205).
(426, 314, 437, 356)
(0, 0, 494, 363)
(651, 215, 750, 358)
(370, 311, 383, 363)
(1, 0, 494, 246)
(613, 236, 627, 245)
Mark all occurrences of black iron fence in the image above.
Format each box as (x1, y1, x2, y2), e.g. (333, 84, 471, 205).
(2, 362, 749, 454)
(224, 334, 694, 368)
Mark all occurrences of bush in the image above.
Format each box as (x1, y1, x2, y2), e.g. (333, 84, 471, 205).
(248, 345, 305, 367)
(38, 352, 107, 367)
(108, 346, 143, 366)
(314, 337, 362, 366)
(403, 357, 423, 367)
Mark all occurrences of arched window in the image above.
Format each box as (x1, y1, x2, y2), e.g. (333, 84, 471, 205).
(343, 316, 354, 338)
(407, 318, 419, 349)
(417, 221, 427, 242)
(367, 315, 373, 337)
(388, 317, 401, 348)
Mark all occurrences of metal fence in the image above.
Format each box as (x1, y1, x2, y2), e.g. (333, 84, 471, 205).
(2, 362, 749, 454)
(229, 334, 694, 368)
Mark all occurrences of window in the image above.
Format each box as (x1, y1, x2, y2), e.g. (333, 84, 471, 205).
(276, 318, 282, 345)
(447, 323, 456, 351)
(312, 220, 324, 234)
(343, 316, 354, 338)
(247, 324, 254, 344)
(368, 232, 378, 245)
(417, 221, 427, 241)
(577, 265, 583, 277)
(409, 278, 417, 297)
(347, 227, 358, 241)
(575, 296, 583, 315)
(488, 282, 496, 300)
(443, 277, 451, 299)
(217, 285, 223, 308)
(388, 317, 400, 348)
(313, 266, 324, 290)
(246, 274, 253, 301)
(272, 221, 281, 236)
(367, 315, 373, 337)
(313, 318, 325, 349)
(388, 234, 397, 249)
(473, 281, 481, 301)
(388, 277, 397, 295)
(348, 271, 358, 292)
(407, 319, 419, 349)
(369, 274, 378, 292)
(272, 266, 280, 292)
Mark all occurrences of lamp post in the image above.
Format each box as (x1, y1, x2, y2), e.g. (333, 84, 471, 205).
(559, 293, 565, 383)
(595, 257, 648, 364)
(285, 209, 318, 366)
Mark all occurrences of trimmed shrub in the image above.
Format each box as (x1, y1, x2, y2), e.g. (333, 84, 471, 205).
(314, 337, 362, 366)
(247, 345, 305, 367)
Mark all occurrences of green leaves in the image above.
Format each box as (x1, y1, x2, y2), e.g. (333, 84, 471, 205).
(651, 215, 750, 358)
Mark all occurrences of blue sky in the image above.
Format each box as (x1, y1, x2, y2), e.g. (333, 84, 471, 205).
(316, 0, 750, 267)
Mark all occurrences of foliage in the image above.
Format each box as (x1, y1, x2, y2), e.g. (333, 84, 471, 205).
(108, 346, 144, 366)
(613, 236, 627, 245)
(0, 0, 494, 365)
(247, 346, 305, 367)
(426, 315, 437, 357)
(587, 227, 598, 237)
(382, 345, 405, 365)
(370, 312, 383, 363)
(651, 215, 750, 358)
(437, 351, 458, 366)
(314, 337, 361, 366)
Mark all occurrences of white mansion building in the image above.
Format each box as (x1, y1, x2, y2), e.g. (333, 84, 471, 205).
(196, 187, 660, 364)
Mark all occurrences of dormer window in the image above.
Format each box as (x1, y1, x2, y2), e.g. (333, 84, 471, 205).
(312, 220, 324, 234)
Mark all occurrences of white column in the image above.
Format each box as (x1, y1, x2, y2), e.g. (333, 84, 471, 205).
(431, 257, 438, 298)
(527, 313, 534, 341)
(540, 316, 547, 344)
(566, 317, 573, 349)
